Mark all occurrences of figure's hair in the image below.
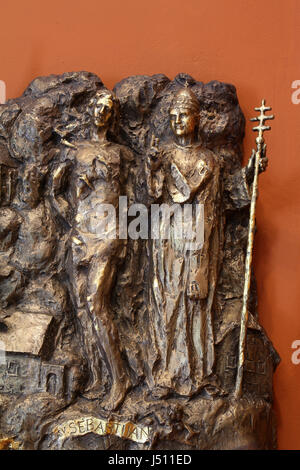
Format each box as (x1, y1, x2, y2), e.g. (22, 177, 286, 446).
(88, 89, 120, 131)
(170, 87, 200, 115)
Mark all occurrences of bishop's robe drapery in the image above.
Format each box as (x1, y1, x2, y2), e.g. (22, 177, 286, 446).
(145, 142, 250, 396)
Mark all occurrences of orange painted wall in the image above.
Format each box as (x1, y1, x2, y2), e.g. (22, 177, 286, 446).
(0, 0, 299, 450)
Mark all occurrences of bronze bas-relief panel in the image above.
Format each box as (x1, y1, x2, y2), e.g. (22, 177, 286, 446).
(0, 72, 279, 450)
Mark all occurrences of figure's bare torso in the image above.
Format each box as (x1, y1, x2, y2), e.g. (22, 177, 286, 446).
(74, 141, 121, 235)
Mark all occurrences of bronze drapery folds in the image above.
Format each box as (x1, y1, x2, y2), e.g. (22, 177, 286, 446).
(0, 72, 279, 450)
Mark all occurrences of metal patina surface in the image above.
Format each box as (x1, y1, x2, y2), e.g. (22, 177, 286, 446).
(0, 72, 279, 450)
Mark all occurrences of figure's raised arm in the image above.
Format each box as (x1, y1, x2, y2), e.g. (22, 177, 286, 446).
(145, 135, 165, 200)
(50, 159, 73, 224)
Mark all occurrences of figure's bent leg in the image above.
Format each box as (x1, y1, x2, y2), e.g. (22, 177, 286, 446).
(68, 236, 105, 391)
(86, 245, 131, 410)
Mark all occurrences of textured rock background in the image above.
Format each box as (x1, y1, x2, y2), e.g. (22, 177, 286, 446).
(0, 71, 279, 449)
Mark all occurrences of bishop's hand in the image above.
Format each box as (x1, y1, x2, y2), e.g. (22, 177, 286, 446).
(259, 143, 268, 172)
(246, 144, 268, 184)
(148, 135, 164, 169)
(187, 280, 201, 300)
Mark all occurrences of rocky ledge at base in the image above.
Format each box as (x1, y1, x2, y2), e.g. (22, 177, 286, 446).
(1, 391, 276, 450)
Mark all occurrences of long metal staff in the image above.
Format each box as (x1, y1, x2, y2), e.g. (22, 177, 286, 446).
(234, 99, 274, 399)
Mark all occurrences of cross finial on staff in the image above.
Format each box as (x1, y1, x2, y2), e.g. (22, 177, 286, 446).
(234, 98, 274, 399)
(250, 99, 274, 145)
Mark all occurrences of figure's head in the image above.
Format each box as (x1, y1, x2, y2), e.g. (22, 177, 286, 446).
(169, 88, 200, 138)
(89, 90, 119, 130)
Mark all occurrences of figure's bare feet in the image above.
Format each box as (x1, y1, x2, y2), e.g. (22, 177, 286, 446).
(201, 376, 227, 398)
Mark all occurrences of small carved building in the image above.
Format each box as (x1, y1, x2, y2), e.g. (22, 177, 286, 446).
(0, 311, 65, 397)
(215, 310, 280, 400)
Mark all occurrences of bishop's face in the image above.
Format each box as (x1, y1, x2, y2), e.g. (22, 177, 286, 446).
(93, 95, 114, 128)
(170, 106, 198, 137)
